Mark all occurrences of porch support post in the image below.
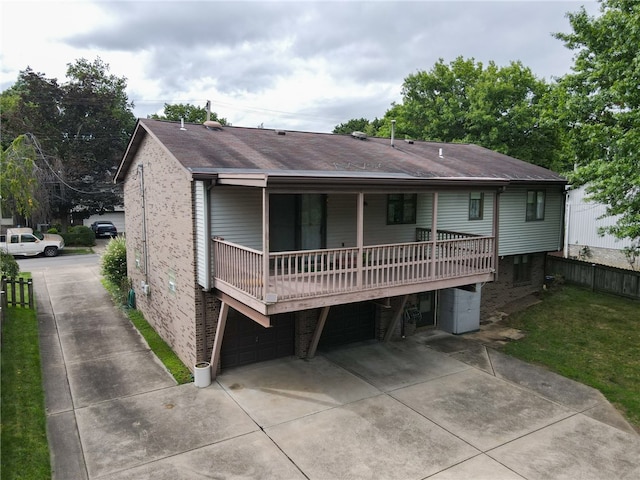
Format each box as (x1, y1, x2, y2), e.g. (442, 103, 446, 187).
(307, 306, 331, 359)
(493, 188, 501, 278)
(430, 192, 439, 280)
(262, 188, 270, 300)
(210, 301, 229, 380)
(357, 192, 364, 287)
(383, 295, 409, 342)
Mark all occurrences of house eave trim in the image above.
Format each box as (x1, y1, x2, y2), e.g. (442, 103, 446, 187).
(187, 168, 512, 189)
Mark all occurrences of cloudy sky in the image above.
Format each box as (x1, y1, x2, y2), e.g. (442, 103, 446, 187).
(1, 0, 599, 133)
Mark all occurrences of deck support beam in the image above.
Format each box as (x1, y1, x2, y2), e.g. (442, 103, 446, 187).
(307, 306, 331, 359)
(210, 301, 229, 380)
(216, 291, 271, 327)
(383, 294, 409, 342)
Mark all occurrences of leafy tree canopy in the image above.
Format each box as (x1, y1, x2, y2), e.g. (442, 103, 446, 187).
(556, 0, 640, 241)
(0, 58, 136, 224)
(333, 117, 383, 137)
(380, 57, 565, 170)
(333, 118, 368, 135)
(149, 102, 229, 125)
(1, 135, 40, 219)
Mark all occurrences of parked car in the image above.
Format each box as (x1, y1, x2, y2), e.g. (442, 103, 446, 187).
(91, 221, 118, 238)
(0, 228, 65, 257)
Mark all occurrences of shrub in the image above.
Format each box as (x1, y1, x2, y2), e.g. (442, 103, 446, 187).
(61, 225, 95, 246)
(0, 251, 20, 278)
(47, 227, 59, 234)
(101, 236, 127, 286)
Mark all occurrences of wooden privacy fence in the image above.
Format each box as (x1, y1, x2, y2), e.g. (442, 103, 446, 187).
(546, 256, 640, 301)
(1, 276, 35, 309)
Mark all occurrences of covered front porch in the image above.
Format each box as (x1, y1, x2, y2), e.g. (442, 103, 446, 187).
(213, 229, 495, 315)
(204, 185, 500, 316)
(197, 178, 503, 378)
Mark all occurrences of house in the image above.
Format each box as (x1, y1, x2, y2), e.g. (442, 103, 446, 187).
(564, 184, 635, 270)
(114, 119, 566, 376)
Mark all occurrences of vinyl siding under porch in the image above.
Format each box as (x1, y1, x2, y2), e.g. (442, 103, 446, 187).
(209, 188, 497, 250)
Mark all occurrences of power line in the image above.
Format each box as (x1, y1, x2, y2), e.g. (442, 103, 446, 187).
(25, 133, 118, 196)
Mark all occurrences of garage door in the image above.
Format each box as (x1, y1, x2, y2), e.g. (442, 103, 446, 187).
(221, 311, 295, 369)
(319, 301, 375, 348)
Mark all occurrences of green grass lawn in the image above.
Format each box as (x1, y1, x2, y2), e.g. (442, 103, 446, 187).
(1, 306, 52, 479)
(502, 284, 640, 430)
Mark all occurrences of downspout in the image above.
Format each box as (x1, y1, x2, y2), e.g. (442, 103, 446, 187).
(200, 181, 212, 362)
(563, 189, 570, 258)
(138, 163, 149, 286)
(203, 181, 212, 290)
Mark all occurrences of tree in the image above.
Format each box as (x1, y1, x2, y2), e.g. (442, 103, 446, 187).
(57, 58, 136, 218)
(333, 118, 370, 135)
(149, 102, 229, 125)
(0, 58, 136, 224)
(380, 57, 565, 170)
(0, 251, 20, 279)
(0, 68, 62, 153)
(555, 0, 640, 241)
(1, 135, 40, 220)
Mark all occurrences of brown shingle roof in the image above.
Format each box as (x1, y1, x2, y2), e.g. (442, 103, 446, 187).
(115, 119, 566, 186)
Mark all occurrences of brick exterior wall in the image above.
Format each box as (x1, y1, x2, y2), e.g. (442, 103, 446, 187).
(479, 253, 545, 318)
(295, 309, 322, 358)
(195, 290, 219, 364)
(123, 135, 200, 370)
(375, 295, 419, 341)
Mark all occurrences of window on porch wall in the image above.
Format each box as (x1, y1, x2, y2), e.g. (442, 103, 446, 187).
(526, 190, 545, 221)
(387, 193, 417, 225)
(469, 192, 484, 220)
(513, 254, 532, 284)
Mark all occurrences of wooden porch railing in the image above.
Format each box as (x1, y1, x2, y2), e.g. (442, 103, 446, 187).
(213, 235, 494, 302)
(415, 227, 480, 241)
(213, 239, 264, 299)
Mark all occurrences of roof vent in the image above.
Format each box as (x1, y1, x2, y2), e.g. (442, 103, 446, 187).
(203, 120, 223, 130)
(275, 129, 286, 135)
(438, 147, 444, 158)
(351, 131, 367, 140)
(405, 139, 414, 144)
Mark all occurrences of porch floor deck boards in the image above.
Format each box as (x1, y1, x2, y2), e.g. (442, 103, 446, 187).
(268, 260, 490, 301)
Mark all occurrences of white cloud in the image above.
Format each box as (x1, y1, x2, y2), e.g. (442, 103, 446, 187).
(1, 0, 600, 133)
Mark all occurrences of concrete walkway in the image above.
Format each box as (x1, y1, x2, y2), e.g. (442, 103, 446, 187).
(34, 259, 639, 479)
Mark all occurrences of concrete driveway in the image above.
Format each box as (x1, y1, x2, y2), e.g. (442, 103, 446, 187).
(33, 260, 639, 479)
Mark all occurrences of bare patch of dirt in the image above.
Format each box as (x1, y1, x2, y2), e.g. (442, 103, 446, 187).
(465, 294, 542, 348)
